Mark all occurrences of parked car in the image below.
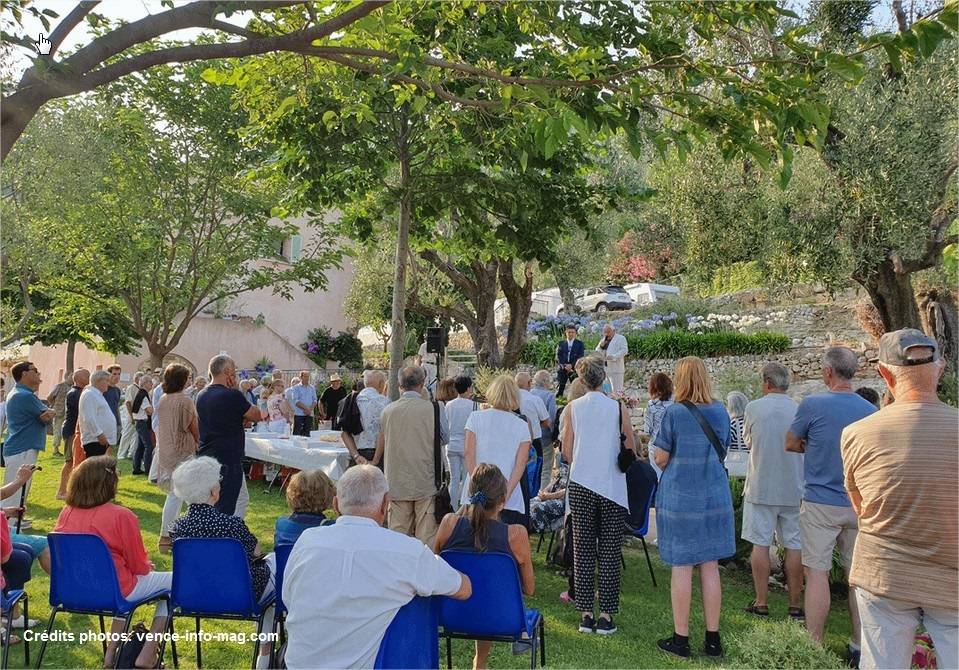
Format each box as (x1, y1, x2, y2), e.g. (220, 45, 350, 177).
(555, 285, 634, 314)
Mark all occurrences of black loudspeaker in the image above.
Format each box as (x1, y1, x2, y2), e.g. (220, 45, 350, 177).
(425, 327, 447, 354)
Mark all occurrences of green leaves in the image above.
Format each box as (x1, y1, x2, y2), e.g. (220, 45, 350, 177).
(825, 54, 866, 83)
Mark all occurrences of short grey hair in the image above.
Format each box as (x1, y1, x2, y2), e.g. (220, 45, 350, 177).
(575, 356, 606, 391)
(91, 370, 110, 385)
(208, 355, 234, 378)
(133, 371, 144, 383)
(336, 464, 389, 515)
(172, 457, 222, 504)
(399, 365, 426, 390)
(139, 375, 154, 388)
(822, 346, 859, 381)
(726, 391, 748, 418)
(761, 362, 790, 391)
(533, 370, 552, 389)
(194, 376, 207, 385)
(514, 371, 531, 388)
(363, 369, 385, 387)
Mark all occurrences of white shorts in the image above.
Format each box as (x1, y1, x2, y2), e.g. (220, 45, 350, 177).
(742, 501, 801, 550)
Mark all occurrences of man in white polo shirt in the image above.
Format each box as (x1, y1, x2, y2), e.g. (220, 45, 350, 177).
(78, 370, 119, 458)
(283, 465, 471, 669)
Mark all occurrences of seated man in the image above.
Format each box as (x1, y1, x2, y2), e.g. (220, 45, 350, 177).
(283, 465, 472, 669)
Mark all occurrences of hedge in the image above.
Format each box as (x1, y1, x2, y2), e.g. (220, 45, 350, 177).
(521, 330, 790, 369)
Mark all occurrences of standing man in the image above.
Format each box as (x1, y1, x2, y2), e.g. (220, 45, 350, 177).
(342, 370, 390, 468)
(78, 370, 118, 458)
(443, 375, 476, 507)
(531, 370, 558, 473)
(515, 371, 551, 492)
(117, 371, 143, 460)
(130, 376, 155, 475)
(46, 371, 72, 457)
(842, 329, 957, 670)
(786, 346, 876, 661)
(417, 339, 439, 394)
(56, 368, 89, 500)
(287, 371, 317, 437)
(104, 365, 123, 445)
(196, 355, 265, 517)
(375, 366, 449, 546)
(319, 374, 348, 430)
(555, 325, 584, 397)
(741, 362, 804, 620)
(1, 362, 55, 526)
(596, 324, 629, 393)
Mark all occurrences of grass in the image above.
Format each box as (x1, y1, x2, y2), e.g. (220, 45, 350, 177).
(16, 441, 853, 669)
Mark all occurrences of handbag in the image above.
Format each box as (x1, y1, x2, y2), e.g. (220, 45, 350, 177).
(432, 400, 454, 523)
(680, 400, 728, 471)
(115, 622, 161, 668)
(615, 402, 636, 473)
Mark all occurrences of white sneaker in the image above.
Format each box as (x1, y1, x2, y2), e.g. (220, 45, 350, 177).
(6, 615, 39, 628)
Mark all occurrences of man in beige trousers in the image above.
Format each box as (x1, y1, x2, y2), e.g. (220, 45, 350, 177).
(376, 365, 449, 546)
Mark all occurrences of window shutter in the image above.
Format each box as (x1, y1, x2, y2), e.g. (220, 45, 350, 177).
(290, 234, 302, 261)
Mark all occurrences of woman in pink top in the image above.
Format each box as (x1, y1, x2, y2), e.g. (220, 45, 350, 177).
(55, 456, 171, 668)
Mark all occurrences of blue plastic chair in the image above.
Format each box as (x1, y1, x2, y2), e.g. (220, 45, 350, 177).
(170, 538, 276, 669)
(439, 550, 544, 669)
(1, 589, 27, 669)
(268, 542, 295, 668)
(373, 596, 439, 669)
(627, 483, 658, 587)
(36, 533, 171, 668)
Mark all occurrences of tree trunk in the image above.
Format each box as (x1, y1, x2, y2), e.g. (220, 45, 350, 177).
(0, 90, 47, 163)
(856, 259, 923, 333)
(65, 338, 77, 375)
(556, 278, 580, 315)
(918, 288, 959, 365)
(387, 120, 412, 400)
(146, 341, 170, 370)
(500, 259, 535, 369)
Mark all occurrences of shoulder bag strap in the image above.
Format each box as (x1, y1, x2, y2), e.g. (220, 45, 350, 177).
(680, 400, 726, 465)
(432, 400, 442, 490)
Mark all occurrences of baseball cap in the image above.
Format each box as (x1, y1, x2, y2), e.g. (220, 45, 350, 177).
(878, 328, 939, 366)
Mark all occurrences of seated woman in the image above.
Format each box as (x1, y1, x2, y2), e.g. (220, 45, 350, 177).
(434, 464, 535, 669)
(529, 463, 568, 535)
(274, 469, 336, 546)
(169, 457, 276, 669)
(54, 456, 171, 668)
(1, 464, 49, 632)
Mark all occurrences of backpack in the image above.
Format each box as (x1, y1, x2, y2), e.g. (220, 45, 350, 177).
(337, 391, 363, 435)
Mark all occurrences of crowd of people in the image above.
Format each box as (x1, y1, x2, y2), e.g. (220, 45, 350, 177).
(0, 325, 954, 670)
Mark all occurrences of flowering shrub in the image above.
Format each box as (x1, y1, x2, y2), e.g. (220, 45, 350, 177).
(687, 311, 789, 333)
(526, 311, 684, 339)
(301, 328, 363, 369)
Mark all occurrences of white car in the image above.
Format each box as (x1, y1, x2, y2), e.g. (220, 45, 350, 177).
(556, 285, 634, 315)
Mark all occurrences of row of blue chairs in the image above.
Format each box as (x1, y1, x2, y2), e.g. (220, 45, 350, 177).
(25, 533, 545, 669)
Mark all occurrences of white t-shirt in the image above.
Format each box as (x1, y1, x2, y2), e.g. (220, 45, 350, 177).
(283, 516, 463, 669)
(462, 409, 529, 513)
(518, 389, 548, 441)
(79, 387, 118, 445)
(569, 391, 628, 508)
(444, 396, 476, 454)
(151, 385, 164, 433)
(132, 391, 152, 421)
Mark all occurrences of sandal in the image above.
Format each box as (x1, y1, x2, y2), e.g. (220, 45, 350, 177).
(0, 631, 21, 646)
(788, 607, 806, 621)
(743, 601, 769, 616)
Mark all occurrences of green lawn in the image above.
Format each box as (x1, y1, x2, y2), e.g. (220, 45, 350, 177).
(13, 443, 852, 669)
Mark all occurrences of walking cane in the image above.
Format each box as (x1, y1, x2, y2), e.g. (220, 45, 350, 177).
(13, 465, 40, 534)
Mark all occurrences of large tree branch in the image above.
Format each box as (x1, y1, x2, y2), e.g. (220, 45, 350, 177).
(418, 248, 480, 296)
(892, 0, 910, 33)
(47, 2, 101, 56)
(0, 275, 35, 348)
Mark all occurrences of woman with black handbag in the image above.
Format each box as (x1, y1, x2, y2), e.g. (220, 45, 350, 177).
(560, 356, 636, 636)
(653, 356, 735, 660)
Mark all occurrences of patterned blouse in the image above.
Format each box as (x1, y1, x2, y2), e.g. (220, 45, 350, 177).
(169, 503, 270, 598)
(267, 394, 287, 422)
(644, 398, 673, 444)
(729, 415, 747, 451)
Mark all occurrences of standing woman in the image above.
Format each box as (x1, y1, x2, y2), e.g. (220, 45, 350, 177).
(653, 356, 735, 659)
(560, 356, 636, 635)
(644, 372, 673, 479)
(266, 379, 293, 434)
(462, 375, 530, 527)
(155, 364, 199, 553)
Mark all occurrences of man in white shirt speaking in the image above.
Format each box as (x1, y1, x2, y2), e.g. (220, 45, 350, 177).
(596, 324, 628, 393)
(78, 370, 119, 458)
(283, 465, 471, 669)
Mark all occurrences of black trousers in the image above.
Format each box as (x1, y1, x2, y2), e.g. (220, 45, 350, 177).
(292, 416, 313, 437)
(557, 368, 573, 396)
(216, 462, 244, 516)
(133, 419, 153, 473)
(82, 441, 108, 458)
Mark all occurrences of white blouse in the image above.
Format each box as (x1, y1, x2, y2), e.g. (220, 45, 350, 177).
(568, 391, 628, 509)
(463, 408, 529, 513)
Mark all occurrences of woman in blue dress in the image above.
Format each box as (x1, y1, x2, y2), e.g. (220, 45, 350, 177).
(653, 356, 735, 660)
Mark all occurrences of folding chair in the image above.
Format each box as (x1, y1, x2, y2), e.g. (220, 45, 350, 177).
(36, 533, 171, 669)
(1, 589, 27, 669)
(373, 596, 438, 669)
(170, 538, 276, 669)
(627, 484, 658, 587)
(439, 550, 545, 670)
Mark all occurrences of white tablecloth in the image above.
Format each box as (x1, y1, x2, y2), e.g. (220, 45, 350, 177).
(245, 430, 352, 481)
